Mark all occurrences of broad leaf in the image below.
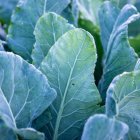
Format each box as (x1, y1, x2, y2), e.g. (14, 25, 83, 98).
(98, 2, 139, 100)
(82, 114, 129, 140)
(0, 0, 18, 24)
(7, 0, 71, 61)
(106, 70, 140, 139)
(98, 1, 120, 51)
(0, 52, 56, 128)
(0, 88, 45, 140)
(40, 29, 101, 140)
(32, 12, 74, 68)
(111, 0, 140, 37)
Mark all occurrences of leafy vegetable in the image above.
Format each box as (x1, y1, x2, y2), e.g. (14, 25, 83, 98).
(40, 28, 101, 140)
(98, 1, 139, 100)
(7, 0, 71, 61)
(82, 114, 129, 140)
(106, 70, 140, 139)
(0, 0, 140, 139)
(0, 52, 56, 139)
(32, 12, 74, 68)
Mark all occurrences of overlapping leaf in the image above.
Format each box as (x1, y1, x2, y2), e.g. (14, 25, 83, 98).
(106, 70, 140, 139)
(7, 0, 71, 61)
(98, 1, 139, 100)
(82, 114, 129, 140)
(32, 12, 74, 68)
(40, 29, 101, 140)
(0, 52, 56, 139)
(0, 83, 44, 140)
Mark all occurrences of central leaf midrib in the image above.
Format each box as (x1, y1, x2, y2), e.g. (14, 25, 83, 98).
(53, 35, 86, 140)
(43, 0, 47, 14)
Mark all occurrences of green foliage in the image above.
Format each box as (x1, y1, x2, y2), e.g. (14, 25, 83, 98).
(40, 28, 101, 140)
(98, 1, 139, 100)
(0, 0, 140, 140)
(82, 114, 129, 140)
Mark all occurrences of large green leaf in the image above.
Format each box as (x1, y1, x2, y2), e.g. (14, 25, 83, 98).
(98, 1, 119, 51)
(0, 52, 56, 128)
(40, 29, 101, 140)
(106, 70, 140, 139)
(0, 0, 18, 24)
(0, 87, 44, 140)
(7, 0, 71, 61)
(98, 1, 139, 100)
(32, 12, 74, 68)
(82, 114, 129, 140)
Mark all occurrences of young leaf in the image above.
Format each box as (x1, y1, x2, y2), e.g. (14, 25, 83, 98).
(82, 114, 129, 140)
(0, 88, 45, 140)
(40, 29, 101, 140)
(106, 71, 140, 139)
(32, 12, 74, 68)
(7, 0, 71, 61)
(98, 2, 139, 100)
(0, 52, 56, 128)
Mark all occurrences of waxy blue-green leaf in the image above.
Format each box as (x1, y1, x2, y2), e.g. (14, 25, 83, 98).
(7, 0, 71, 61)
(0, 0, 18, 24)
(98, 2, 139, 100)
(82, 114, 129, 140)
(0, 52, 56, 128)
(0, 87, 45, 140)
(32, 12, 74, 68)
(98, 1, 120, 51)
(40, 29, 101, 140)
(106, 71, 140, 139)
(111, 0, 140, 37)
